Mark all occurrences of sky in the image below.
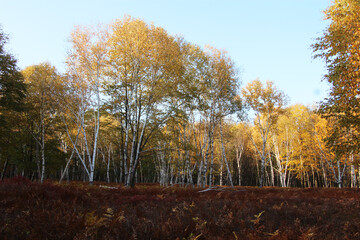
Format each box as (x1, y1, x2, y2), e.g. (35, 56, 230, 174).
(1, 0, 332, 106)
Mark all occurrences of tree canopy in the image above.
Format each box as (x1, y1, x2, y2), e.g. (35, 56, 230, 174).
(312, 0, 360, 154)
(0, 13, 359, 188)
(0, 28, 26, 114)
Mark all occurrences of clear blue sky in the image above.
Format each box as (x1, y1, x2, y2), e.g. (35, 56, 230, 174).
(1, 0, 331, 106)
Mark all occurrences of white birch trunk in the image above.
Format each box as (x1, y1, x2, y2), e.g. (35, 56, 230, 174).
(40, 119, 45, 183)
(89, 72, 101, 185)
(197, 123, 208, 187)
(272, 136, 287, 187)
(158, 147, 167, 187)
(236, 148, 243, 186)
(202, 136, 211, 188)
(126, 99, 151, 187)
(107, 146, 111, 183)
(350, 153, 356, 188)
(219, 157, 223, 186)
(208, 118, 215, 187)
(219, 120, 233, 187)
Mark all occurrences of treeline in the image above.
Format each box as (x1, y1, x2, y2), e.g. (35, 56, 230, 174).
(0, 12, 359, 188)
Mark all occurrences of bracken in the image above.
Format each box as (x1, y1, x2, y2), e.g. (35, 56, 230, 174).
(1, 179, 360, 239)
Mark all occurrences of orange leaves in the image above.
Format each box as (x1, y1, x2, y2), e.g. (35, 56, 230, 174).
(107, 16, 183, 103)
(68, 24, 108, 87)
(242, 79, 287, 118)
(314, 2, 360, 94)
(312, 0, 360, 156)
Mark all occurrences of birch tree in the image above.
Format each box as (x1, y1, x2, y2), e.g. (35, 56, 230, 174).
(22, 63, 59, 182)
(230, 123, 250, 186)
(62, 24, 108, 185)
(312, 115, 349, 188)
(271, 108, 297, 187)
(312, 0, 360, 155)
(106, 16, 183, 187)
(242, 79, 287, 187)
(198, 47, 240, 187)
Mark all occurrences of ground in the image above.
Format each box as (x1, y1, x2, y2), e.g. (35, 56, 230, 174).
(1, 177, 360, 239)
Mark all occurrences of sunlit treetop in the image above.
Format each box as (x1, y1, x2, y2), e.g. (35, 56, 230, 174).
(312, 0, 360, 153)
(313, 0, 360, 105)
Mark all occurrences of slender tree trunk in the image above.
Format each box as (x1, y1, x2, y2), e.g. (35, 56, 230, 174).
(337, 159, 342, 188)
(273, 137, 287, 187)
(197, 159, 203, 186)
(268, 151, 274, 186)
(126, 86, 139, 187)
(202, 136, 211, 188)
(264, 165, 269, 186)
(219, 157, 223, 186)
(235, 139, 244, 186)
(119, 161, 123, 183)
(321, 160, 328, 187)
(124, 117, 131, 184)
(40, 107, 45, 183)
(81, 103, 93, 184)
(59, 148, 76, 184)
(219, 120, 233, 187)
(255, 158, 260, 186)
(208, 123, 215, 188)
(260, 153, 266, 187)
(183, 124, 192, 186)
(250, 132, 266, 188)
(186, 151, 193, 186)
(350, 153, 356, 188)
(287, 171, 291, 187)
(158, 146, 167, 187)
(66, 166, 69, 183)
(169, 156, 174, 185)
(89, 74, 101, 185)
(139, 160, 144, 183)
(36, 141, 40, 180)
(61, 114, 90, 179)
(197, 123, 208, 187)
(107, 146, 111, 183)
(123, 97, 129, 185)
(311, 165, 315, 187)
(127, 101, 150, 187)
(1, 158, 8, 180)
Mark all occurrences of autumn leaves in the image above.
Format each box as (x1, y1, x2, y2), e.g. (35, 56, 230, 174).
(2, 4, 359, 188)
(61, 16, 240, 187)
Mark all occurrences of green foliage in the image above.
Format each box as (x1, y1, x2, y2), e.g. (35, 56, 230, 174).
(0, 27, 27, 178)
(0, 28, 26, 113)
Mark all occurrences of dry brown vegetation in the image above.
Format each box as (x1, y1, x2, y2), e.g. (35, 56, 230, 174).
(1, 177, 360, 239)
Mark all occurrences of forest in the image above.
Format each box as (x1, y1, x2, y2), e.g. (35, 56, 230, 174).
(0, 0, 359, 190)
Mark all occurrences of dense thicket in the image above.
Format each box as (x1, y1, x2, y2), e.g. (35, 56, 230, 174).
(0, 12, 359, 188)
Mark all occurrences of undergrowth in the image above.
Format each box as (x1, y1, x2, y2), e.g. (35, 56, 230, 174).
(1, 177, 360, 239)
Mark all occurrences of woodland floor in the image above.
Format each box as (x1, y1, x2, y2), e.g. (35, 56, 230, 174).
(1, 177, 360, 239)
